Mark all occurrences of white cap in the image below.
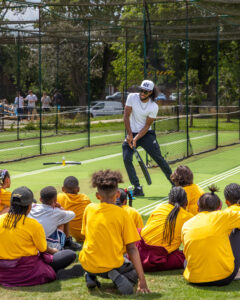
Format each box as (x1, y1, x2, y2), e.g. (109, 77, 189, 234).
(139, 80, 154, 91)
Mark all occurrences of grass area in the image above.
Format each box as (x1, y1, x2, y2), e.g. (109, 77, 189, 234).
(1, 144, 240, 299)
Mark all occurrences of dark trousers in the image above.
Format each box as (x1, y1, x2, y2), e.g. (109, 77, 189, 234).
(194, 229, 240, 286)
(50, 249, 76, 272)
(122, 130, 172, 187)
(86, 258, 138, 294)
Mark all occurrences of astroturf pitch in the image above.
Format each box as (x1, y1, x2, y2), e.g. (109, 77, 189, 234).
(0, 143, 240, 299)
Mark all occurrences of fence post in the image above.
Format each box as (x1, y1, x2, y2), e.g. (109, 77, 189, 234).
(38, 5, 42, 155)
(87, 20, 91, 147)
(185, 0, 190, 157)
(17, 32, 20, 140)
(216, 23, 219, 149)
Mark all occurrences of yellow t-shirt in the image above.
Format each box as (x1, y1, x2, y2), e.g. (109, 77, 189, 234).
(183, 184, 204, 215)
(182, 210, 240, 283)
(79, 202, 140, 273)
(0, 214, 47, 260)
(141, 203, 193, 253)
(0, 188, 11, 212)
(57, 192, 91, 242)
(122, 205, 144, 229)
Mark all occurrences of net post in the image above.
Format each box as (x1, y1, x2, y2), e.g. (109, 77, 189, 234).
(185, 0, 190, 157)
(38, 5, 42, 155)
(17, 32, 20, 141)
(55, 41, 60, 135)
(87, 20, 91, 147)
(216, 23, 219, 149)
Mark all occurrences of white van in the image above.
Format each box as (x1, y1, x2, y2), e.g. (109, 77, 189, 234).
(89, 101, 123, 118)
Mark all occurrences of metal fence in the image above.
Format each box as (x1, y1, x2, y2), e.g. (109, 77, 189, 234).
(0, 103, 239, 163)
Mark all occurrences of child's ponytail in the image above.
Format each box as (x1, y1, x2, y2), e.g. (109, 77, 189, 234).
(163, 187, 187, 245)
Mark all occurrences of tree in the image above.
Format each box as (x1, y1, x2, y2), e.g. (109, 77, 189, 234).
(181, 69, 207, 127)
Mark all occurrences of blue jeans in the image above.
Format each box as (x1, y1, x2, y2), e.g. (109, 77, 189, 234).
(122, 130, 172, 187)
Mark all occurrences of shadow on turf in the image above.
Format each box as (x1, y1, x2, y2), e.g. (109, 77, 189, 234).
(89, 282, 162, 298)
(2, 280, 61, 293)
(189, 281, 240, 293)
(135, 196, 166, 201)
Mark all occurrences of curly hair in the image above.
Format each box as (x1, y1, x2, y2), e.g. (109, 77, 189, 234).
(224, 183, 240, 204)
(0, 169, 10, 186)
(163, 187, 188, 246)
(170, 165, 193, 187)
(92, 169, 123, 191)
(198, 185, 221, 212)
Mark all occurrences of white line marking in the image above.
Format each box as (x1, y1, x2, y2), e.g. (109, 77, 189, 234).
(1, 132, 213, 154)
(11, 133, 217, 180)
(0, 132, 122, 153)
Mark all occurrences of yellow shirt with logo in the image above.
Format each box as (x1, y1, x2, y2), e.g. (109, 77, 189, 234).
(183, 184, 204, 215)
(0, 214, 47, 260)
(182, 210, 240, 283)
(79, 202, 140, 273)
(57, 192, 91, 242)
(0, 188, 11, 212)
(122, 205, 144, 229)
(141, 203, 193, 253)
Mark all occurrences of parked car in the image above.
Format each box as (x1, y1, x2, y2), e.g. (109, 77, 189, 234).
(105, 92, 129, 101)
(89, 101, 123, 118)
(169, 92, 181, 101)
(155, 93, 166, 101)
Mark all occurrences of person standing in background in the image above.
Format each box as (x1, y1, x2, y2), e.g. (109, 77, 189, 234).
(41, 92, 51, 112)
(25, 90, 38, 121)
(14, 91, 24, 121)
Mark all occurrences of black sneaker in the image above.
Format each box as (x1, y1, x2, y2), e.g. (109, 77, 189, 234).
(56, 264, 84, 280)
(85, 273, 101, 289)
(64, 236, 82, 251)
(133, 186, 144, 197)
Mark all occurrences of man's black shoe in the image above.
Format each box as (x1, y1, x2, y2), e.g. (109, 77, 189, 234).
(64, 236, 82, 251)
(133, 186, 144, 197)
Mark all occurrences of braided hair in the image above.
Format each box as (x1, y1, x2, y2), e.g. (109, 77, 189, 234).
(198, 185, 221, 212)
(163, 187, 188, 246)
(3, 204, 29, 229)
(0, 169, 10, 187)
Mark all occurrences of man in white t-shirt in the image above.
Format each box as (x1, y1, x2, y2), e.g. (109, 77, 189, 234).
(14, 91, 24, 120)
(25, 90, 38, 120)
(123, 80, 173, 196)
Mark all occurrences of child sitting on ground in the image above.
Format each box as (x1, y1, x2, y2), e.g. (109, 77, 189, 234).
(79, 169, 150, 295)
(224, 183, 240, 213)
(116, 188, 144, 229)
(170, 165, 204, 215)
(182, 185, 240, 286)
(57, 176, 91, 242)
(29, 186, 81, 251)
(0, 169, 11, 215)
(136, 187, 193, 272)
(0, 186, 84, 287)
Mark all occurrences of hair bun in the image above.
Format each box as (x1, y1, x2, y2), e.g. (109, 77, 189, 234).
(208, 185, 219, 195)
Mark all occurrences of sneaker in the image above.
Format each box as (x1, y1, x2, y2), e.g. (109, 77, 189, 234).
(85, 273, 101, 289)
(133, 186, 144, 197)
(234, 269, 240, 280)
(56, 264, 84, 280)
(108, 269, 134, 295)
(64, 236, 82, 251)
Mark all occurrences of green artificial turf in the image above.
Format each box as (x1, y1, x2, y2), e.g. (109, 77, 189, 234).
(0, 143, 240, 299)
